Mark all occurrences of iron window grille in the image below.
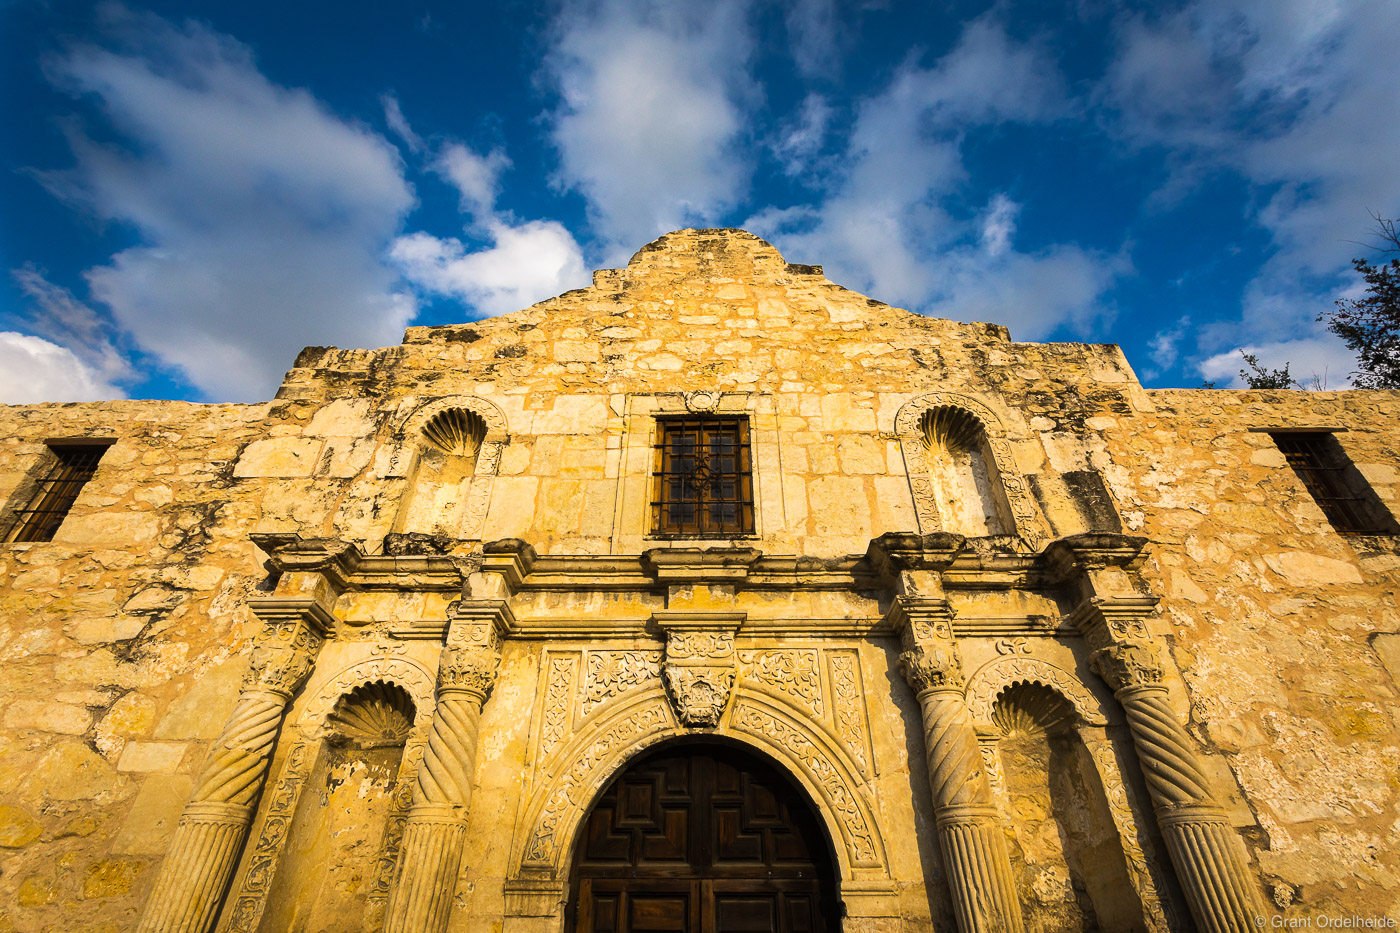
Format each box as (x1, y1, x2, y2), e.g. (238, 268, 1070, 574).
(1269, 432, 1396, 535)
(651, 418, 754, 536)
(4, 442, 112, 543)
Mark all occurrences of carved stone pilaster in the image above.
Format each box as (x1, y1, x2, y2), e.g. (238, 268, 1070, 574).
(887, 597, 1024, 933)
(654, 613, 742, 728)
(1047, 534, 1272, 933)
(136, 601, 327, 933)
(383, 601, 508, 933)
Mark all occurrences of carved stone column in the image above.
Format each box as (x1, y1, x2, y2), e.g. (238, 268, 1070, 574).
(136, 604, 328, 933)
(1048, 534, 1266, 933)
(1092, 641, 1264, 933)
(894, 601, 1024, 933)
(383, 607, 508, 933)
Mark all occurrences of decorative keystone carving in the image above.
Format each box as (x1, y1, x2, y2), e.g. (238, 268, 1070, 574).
(1091, 641, 1166, 692)
(664, 667, 735, 727)
(654, 613, 741, 728)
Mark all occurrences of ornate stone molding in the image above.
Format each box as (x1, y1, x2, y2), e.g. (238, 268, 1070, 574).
(584, 650, 663, 715)
(730, 699, 883, 867)
(739, 649, 823, 719)
(519, 693, 676, 871)
(827, 650, 873, 777)
(964, 656, 1110, 727)
(297, 655, 436, 730)
(513, 688, 892, 886)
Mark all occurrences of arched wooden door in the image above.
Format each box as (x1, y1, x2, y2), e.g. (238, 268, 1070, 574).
(568, 743, 839, 933)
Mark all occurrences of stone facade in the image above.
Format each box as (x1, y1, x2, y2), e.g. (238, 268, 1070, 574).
(0, 228, 1396, 933)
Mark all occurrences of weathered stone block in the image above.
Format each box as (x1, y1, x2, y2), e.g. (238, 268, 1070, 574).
(232, 437, 323, 477)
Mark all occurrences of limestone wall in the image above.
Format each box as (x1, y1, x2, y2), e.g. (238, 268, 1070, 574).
(0, 400, 281, 930)
(0, 229, 1396, 931)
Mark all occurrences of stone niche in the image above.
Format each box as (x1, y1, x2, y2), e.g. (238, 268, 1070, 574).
(257, 682, 415, 932)
(992, 682, 1150, 933)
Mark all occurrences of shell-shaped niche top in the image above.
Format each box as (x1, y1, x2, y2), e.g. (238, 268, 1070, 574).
(991, 682, 1075, 738)
(422, 407, 487, 457)
(326, 681, 415, 749)
(921, 406, 986, 453)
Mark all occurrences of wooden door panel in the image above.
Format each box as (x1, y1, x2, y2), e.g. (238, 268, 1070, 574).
(572, 745, 835, 933)
(630, 894, 691, 933)
(713, 894, 776, 932)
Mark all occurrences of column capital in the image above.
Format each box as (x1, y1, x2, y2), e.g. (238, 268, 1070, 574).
(1063, 595, 1158, 648)
(242, 644, 318, 699)
(898, 639, 966, 694)
(436, 645, 500, 700)
(1091, 640, 1167, 693)
(883, 595, 956, 643)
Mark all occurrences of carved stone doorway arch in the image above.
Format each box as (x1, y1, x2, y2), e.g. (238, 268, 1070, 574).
(566, 739, 840, 933)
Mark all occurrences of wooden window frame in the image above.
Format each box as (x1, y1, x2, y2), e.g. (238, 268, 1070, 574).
(650, 418, 755, 537)
(3, 440, 114, 543)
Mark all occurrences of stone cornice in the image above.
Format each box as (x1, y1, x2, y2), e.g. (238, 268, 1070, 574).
(1041, 532, 1150, 583)
(641, 547, 764, 584)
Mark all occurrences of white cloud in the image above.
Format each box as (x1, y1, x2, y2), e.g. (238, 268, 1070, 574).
(393, 221, 588, 317)
(38, 9, 417, 401)
(393, 136, 590, 317)
(381, 92, 424, 154)
(784, 0, 840, 80)
(543, 0, 756, 253)
(1103, 0, 1400, 369)
(1199, 335, 1357, 389)
(771, 93, 832, 177)
(11, 264, 129, 385)
(433, 142, 510, 217)
(748, 17, 1120, 339)
(0, 332, 123, 403)
(1145, 315, 1191, 378)
(980, 194, 1018, 258)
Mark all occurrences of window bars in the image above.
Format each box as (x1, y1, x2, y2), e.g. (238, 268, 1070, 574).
(651, 418, 754, 535)
(5, 443, 110, 543)
(1270, 432, 1392, 535)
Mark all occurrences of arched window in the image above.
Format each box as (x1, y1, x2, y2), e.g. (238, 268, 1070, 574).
(393, 407, 488, 538)
(920, 406, 1013, 536)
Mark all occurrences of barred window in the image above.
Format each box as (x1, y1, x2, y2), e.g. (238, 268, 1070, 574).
(1269, 431, 1397, 535)
(651, 418, 754, 536)
(4, 442, 112, 543)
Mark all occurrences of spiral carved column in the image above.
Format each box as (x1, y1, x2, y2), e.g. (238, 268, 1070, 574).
(136, 634, 320, 933)
(900, 630, 1024, 933)
(383, 641, 499, 933)
(1093, 641, 1265, 933)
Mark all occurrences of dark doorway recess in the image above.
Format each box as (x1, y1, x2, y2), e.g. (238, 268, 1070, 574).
(568, 742, 839, 933)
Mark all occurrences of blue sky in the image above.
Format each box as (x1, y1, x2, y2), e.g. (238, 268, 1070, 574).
(3, 0, 1397, 403)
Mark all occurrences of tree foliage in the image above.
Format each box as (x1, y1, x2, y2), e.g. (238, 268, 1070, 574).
(1238, 352, 1300, 389)
(1320, 213, 1400, 389)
